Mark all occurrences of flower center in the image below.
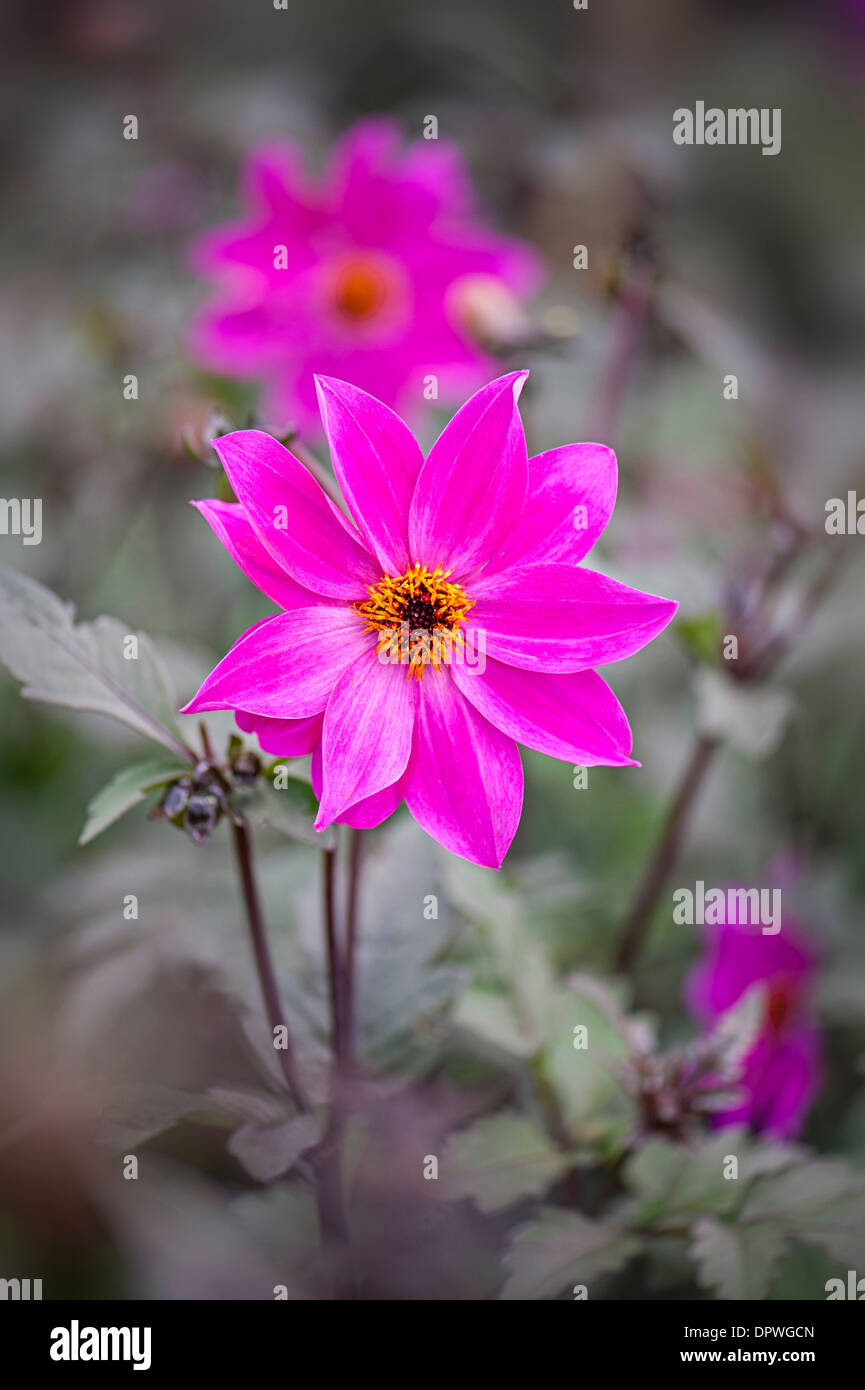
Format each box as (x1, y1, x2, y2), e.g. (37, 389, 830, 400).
(331, 257, 393, 323)
(354, 564, 474, 679)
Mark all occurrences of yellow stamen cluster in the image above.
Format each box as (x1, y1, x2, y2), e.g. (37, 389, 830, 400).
(354, 563, 474, 679)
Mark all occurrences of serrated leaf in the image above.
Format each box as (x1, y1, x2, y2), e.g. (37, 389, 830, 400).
(624, 1131, 746, 1224)
(743, 1158, 865, 1266)
(500, 1207, 641, 1300)
(80, 758, 189, 844)
(453, 989, 534, 1057)
(541, 977, 639, 1154)
(677, 1148, 865, 1297)
(744, 1156, 863, 1218)
(443, 1113, 571, 1212)
(691, 1215, 788, 1300)
(735, 1140, 804, 1186)
(0, 566, 189, 757)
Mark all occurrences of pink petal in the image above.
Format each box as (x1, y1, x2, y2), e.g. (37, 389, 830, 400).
(314, 376, 423, 574)
(398, 139, 476, 221)
(187, 301, 281, 376)
(314, 648, 417, 828)
(712, 1027, 820, 1140)
(190, 142, 322, 281)
(181, 607, 370, 718)
(451, 660, 637, 766)
(235, 708, 323, 757)
(687, 914, 818, 1024)
(469, 563, 677, 672)
(748, 1028, 821, 1140)
(482, 443, 617, 576)
(404, 673, 523, 869)
(211, 430, 380, 599)
(330, 118, 434, 248)
(408, 372, 529, 577)
(310, 740, 412, 829)
(193, 499, 328, 610)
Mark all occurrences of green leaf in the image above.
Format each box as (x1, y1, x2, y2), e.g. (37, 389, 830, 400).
(625, 1129, 805, 1231)
(351, 818, 466, 1072)
(0, 566, 190, 758)
(272, 818, 467, 1077)
(677, 612, 722, 665)
(500, 1207, 641, 1301)
(617, 1129, 865, 1298)
(743, 1156, 863, 1222)
(691, 1215, 788, 1300)
(452, 989, 535, 1058)
(443, 1113, 572, 1212)
(742, 1158, 865, 1267)
(446, 857, 557, 1052)
(636, 1141, 865, 1297)
(234, 769, 333, 850)
(95, 1083, 225, 1149)
(541, 976, 642, 1155)
(80, 758, 189, 845)
(227, 1112, 322, 1184)
(625, 1131, 753, 1225)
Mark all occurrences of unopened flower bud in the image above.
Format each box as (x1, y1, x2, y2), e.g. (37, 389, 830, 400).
(184, 792, 221, 844)
(231, 749, 261, 787)
(161, 777, 192, 821)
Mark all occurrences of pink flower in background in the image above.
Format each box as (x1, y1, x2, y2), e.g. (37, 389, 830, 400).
(182, 372, 677, 868)
(687, 904, 821, 1139)
(188, 119, 542, 435)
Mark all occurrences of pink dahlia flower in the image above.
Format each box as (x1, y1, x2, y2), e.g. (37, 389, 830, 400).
(187, 119, 542, 434)
(686, 905, 821, 1139)
(182, 371, 677, 868)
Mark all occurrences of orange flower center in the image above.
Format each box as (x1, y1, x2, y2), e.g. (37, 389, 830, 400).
(354, 564, 474, 679)
(331, 258, 392, 323)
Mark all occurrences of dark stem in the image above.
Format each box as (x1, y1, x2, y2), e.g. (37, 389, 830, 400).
(615, 733, 719, 976)
(342, 828, 364, 1077)
(749, 545, 848, 680)
(199, 720, 215, 762)
(321, 846, 345, 1066)
(316, 843, 351, 1247)
(231, 818, 310, 1113)
(583, 265, 654, 444)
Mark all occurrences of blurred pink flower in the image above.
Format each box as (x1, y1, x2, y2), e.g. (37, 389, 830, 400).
(686, 902, 821, 1139)
(182, 372, 676, 868)
(187, 119, 542, 434)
